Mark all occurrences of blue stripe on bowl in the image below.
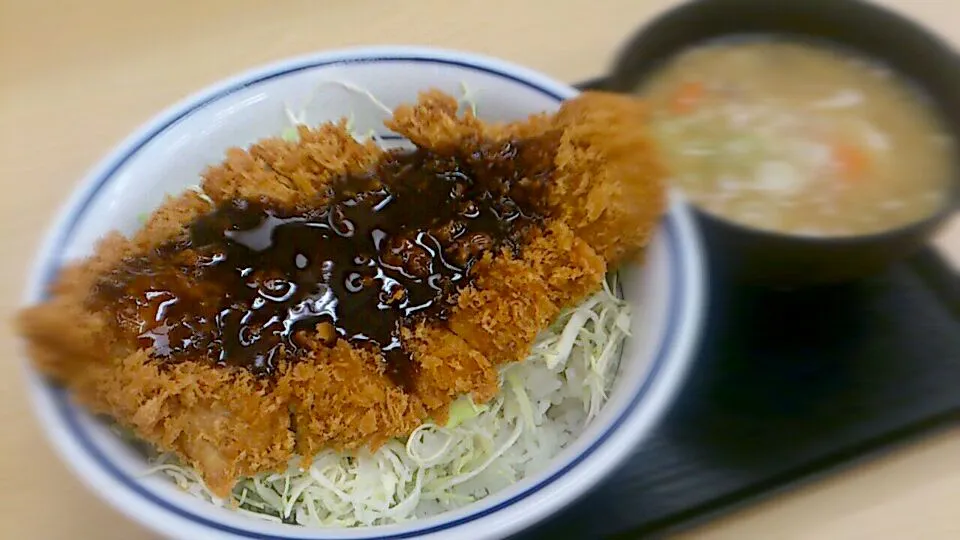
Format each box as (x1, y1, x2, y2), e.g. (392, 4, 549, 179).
(38, 55, 686, 539)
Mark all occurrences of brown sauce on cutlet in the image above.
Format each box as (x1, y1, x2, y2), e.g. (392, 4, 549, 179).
(93, 138, 556, 388)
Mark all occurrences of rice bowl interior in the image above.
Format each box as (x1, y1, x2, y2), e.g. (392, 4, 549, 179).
(22, 48, 704, 540)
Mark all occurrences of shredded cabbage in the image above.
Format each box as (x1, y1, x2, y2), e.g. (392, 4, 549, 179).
(142, 82, 631, 526)
(445, 396, 488, 429)
(147, 277, 629, 526)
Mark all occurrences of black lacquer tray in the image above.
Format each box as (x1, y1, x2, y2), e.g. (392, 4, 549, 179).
(513, 80, 960, 540)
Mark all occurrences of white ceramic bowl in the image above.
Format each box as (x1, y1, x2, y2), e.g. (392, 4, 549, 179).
(23, 46, 706, 540)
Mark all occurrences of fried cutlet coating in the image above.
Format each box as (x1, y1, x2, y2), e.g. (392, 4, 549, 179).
(386, 90, 484, 151)
(521, 220, 607, 308)
(95, 355, 294, 497)
(386, 89, 558, 149)
(135, 191, 215, 247)
(17, 123, 393, 496)
(18, 223, 295, 497)
(388, 89, 665, 266)
(441, 222, 606, 366)
(202, 121, 383, 206)
(19, 89, 666, 497)
(387, 91, 641, 361)
(448, 249, 559, 365)
(549, 92, 667, 264)
(402, 323, 499, 423)
(277, 340, 426, 459)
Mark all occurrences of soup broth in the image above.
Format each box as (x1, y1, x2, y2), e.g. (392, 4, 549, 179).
(639, 40, 956, 236)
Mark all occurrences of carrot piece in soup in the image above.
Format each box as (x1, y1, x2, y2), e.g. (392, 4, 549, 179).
(670, 81, 706, 114)
(832, 142, 870, 181)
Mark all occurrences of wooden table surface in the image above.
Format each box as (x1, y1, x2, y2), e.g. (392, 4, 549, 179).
(1, 1, 957, 538)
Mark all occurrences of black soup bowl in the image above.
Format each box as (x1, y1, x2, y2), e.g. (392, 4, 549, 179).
(605, 0, 960, 286)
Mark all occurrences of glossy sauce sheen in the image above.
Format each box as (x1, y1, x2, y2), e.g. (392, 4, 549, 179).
(94, 139, 556, 388)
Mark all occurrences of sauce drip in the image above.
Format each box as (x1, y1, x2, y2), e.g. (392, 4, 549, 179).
(94, 138, 556, 388)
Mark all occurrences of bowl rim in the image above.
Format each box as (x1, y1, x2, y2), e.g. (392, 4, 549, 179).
(605, 0, 960, 244)
(22, 45, 706, 539)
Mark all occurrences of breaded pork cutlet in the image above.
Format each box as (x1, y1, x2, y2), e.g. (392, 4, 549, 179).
(387, 90, 662, 363)
(18, 90, 666, 497)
